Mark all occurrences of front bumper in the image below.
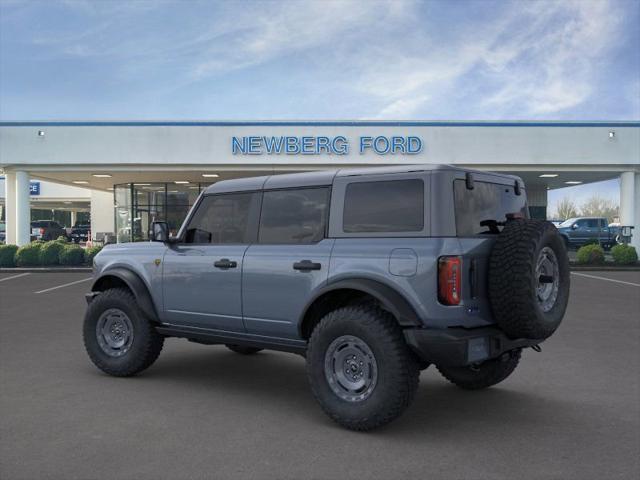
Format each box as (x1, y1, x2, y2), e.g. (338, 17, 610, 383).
(404, 326, 540, 367)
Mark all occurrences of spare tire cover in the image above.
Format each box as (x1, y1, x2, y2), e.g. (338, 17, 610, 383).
(488, 219, 570, 340)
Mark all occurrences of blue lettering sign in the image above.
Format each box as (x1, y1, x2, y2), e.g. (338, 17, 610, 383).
(231, 135, 422, 156)
(29, 182, 40, 196)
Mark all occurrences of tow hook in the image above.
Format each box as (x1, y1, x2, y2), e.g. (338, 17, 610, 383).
(530, 344, 542, 353)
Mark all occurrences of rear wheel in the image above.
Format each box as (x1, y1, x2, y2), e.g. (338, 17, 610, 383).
(225, 344, 263, 355)
(83, 288, 164, 377)
(306, 305, 419, 431)
(437, 349, 521, 390)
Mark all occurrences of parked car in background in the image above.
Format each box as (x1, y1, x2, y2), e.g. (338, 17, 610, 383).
(556, 217, 617, 250)
(70, 223, 91, 243)
(0, 221, 5, 243)
(31, 220, 68, 241)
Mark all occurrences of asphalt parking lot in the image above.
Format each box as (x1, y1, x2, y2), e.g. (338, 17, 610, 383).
(1, 271, 639, 480)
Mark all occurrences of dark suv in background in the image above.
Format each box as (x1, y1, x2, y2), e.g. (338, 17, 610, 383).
(31, 220, 68, 241)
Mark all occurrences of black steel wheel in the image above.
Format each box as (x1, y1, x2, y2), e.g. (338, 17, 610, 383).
(307, 305, 419, 431)
(83, 288, 164, 377)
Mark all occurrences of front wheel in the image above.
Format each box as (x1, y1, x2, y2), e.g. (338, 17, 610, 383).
(436, 349, 521, 390)
(306, 305, 419, 431)
(83, 288, 164, 377)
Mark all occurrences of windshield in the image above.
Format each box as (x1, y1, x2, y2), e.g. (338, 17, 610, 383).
(559, 218, 577, 227)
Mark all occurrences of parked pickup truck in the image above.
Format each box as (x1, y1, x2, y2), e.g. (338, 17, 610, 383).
(556, 217, 618, 250)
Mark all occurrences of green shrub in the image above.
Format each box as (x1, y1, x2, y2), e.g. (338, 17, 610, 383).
(611, 244, 638, 265)
(0, 244, 19, 267)
(59, 244, 85, 265)
(85, 245, 103, 264)
(39, 241, 65, 266)
(576, 244, 605, 265)
(55, 235, 69, 243)
(15, 242, 44, 266)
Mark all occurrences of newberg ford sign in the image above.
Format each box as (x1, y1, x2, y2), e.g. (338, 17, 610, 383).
(232, 135, 422, 155)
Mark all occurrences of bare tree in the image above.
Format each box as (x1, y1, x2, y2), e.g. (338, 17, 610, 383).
(579, 195, 619, 223)
(553, 197, 578, 220)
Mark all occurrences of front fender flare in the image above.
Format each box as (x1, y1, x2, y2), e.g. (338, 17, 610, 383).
(91, 267, 158, 321)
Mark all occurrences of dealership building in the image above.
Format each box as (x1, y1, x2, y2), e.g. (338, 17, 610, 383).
(1, 121, 639, 249)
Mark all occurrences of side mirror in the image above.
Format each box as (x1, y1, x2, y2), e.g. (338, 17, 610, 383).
(571, 223, 579, 230)
(151, 221, 169, 242)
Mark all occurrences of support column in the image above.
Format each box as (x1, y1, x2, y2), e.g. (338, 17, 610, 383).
(5, 172, 16, 244)
(15, 171, 31, 246)
(620, 171, 639, 252)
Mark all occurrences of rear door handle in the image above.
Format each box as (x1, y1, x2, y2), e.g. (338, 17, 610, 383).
(214, 258, 237, 269)
(293, 260, 321, 271)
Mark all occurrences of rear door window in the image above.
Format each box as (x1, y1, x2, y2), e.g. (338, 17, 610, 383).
(343, 179, 424, 233)
(454, 180, 528, 236)
(258, 188, 329, 244)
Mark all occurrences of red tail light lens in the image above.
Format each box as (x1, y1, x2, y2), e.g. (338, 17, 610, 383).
(39, 228, 45, 236)
(438, 256, 462, 305)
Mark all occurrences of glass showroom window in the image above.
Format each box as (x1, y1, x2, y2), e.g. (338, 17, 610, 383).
(114, 182, 209, 242)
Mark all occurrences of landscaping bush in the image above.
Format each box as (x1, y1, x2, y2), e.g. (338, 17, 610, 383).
(59, 244, 85, 265)
(39, 241, 65, 265)
(0, 244, 19, 267)
(611, 244, 638, 265)
(85, 245, 103, 264)
(15, 242, 44, 266)
(576, 244, 605, 265)
(55, 235, 69, 243)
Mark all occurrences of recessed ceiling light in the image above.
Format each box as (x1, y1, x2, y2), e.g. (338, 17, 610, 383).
(539, 174, 558, 178)
(37, 130, 45, 137)
(72, 180, 89, 184)
(174, 181, 189, 184)
(63, 201, 72, 204)
(133, 183, 151, 186)
(609, 131, 615, 139)
(168, 190, 179, 193)
(188, 186, 199, 189)
(92, 174, 112, 178)
(202, 173, 219, 178)
(564, 181, 582, 185)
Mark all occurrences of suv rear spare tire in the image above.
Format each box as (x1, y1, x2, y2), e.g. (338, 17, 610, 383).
(489, 219, 569, 340)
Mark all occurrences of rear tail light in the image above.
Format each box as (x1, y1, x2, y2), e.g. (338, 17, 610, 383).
(438, 256, 462, 305)
(39, 228, 45, 236)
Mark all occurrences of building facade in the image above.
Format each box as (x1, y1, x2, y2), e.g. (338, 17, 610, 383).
(1, 121, 638, 248)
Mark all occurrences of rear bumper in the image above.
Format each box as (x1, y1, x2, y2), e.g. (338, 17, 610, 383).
(403, 326, 540, 367)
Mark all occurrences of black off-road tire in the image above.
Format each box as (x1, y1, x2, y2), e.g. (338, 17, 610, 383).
(83, 288, 164, 377)
(489, 219, 570, 340)
(437, 349, 521, 390)
(225, 344, 263, 355)
(306, 305, 420, 431)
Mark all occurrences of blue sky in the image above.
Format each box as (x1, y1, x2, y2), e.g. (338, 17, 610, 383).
(0, 0, 638, 209)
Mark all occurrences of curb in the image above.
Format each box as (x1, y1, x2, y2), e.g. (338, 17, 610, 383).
(0, 267, 93, 273)
(570, 265, 640, 271)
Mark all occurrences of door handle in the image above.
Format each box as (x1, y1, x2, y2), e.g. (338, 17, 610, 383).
(293, 260, 322, 271)
(214, 258, 237, 269)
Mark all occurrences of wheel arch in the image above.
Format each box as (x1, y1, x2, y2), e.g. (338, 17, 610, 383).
(298, 278, 422, 339)
(91, 268, 158, 321)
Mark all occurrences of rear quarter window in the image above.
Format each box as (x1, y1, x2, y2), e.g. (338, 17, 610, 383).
(343, 179, 424, 233)
(454, 179, 528, 236)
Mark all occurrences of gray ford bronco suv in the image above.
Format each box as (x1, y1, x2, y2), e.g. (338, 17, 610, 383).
(84, 165, 570, 430)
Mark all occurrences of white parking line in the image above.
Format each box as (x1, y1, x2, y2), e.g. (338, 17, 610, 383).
(34, 277, 93, 294)
(571, 272, 640, 287)
(0, 273, 31, 283)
